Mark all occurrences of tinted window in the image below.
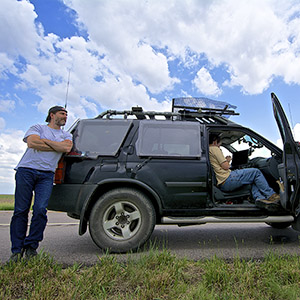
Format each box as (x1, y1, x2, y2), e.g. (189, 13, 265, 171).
(73, 119, 132, 157)
(136, 121, 201, 157)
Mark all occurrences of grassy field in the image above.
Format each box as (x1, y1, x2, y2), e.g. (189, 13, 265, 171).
(0, 194, 14, 210)
(1, 249, 300, 299)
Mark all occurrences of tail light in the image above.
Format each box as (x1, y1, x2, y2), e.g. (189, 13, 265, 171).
(54, 157, 66, 184)
(54, 148, 83, 184)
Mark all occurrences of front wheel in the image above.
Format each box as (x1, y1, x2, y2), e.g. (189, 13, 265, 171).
(89, 188, 156, 253)
(266, 222, 292, 229)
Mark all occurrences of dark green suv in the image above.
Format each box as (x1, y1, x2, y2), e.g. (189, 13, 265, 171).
(48, 93, 300, 253)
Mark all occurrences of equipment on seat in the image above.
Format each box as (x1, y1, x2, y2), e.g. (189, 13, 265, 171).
(231, 149, 249, 169)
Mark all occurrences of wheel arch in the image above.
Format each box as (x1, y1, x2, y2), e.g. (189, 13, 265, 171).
(79, 179, 162, 235)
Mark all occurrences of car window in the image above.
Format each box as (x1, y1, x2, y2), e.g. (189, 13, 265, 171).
(220, 132, 272, 158)
(136, 120, 202, 157)
(73, 119, 132, 157)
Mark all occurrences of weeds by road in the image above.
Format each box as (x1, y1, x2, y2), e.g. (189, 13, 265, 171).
(1, 249, 300, 299)
(0, 194, 33, 210)
(0, 195, 14, 210)
(1, 195, 300, 299)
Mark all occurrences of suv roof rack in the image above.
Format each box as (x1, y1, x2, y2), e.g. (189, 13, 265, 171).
(176, 106, 238, 116)
(95, 108, 178, 120)
(95, 99, 239, 125)
(172, 97, 238, 114)
(172, 97, 239, 124)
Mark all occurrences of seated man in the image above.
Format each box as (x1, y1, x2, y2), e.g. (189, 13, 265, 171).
(209, 133, 280, 210)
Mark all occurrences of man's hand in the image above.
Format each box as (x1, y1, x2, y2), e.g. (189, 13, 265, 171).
(43, 139, 73, 153)
(225, 155, 232, 163)
(221, 156, 232, 170)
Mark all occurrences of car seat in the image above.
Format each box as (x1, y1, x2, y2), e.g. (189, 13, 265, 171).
(212, 173, 251, 203)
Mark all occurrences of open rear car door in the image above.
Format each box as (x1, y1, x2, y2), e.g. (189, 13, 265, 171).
(271, 92, 300, 217)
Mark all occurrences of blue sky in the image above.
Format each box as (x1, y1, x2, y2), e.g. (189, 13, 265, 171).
(1, 0, 300, 194)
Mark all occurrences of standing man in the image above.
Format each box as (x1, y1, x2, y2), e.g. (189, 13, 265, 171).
(9, 106, 73, 262)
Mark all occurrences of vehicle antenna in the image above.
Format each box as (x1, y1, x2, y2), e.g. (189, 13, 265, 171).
(288, 103, 294, 135)
(65, 69, 71, 109)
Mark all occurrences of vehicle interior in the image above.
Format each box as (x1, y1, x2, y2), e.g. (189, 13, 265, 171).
(209, 129, 283, 207)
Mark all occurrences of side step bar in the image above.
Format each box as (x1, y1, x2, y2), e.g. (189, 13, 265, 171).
(161, 215, 294, 224)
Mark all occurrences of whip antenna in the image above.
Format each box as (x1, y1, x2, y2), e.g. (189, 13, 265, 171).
(288, 103, 295, 137)
(65, 69, 71, 109)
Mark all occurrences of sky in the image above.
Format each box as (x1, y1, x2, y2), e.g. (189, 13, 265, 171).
(1, 0, 300, 194)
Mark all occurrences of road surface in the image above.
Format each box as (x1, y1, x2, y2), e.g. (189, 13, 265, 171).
(1, 211, 299, 265)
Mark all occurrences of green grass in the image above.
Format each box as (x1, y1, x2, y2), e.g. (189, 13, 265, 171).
(0, 194, 14, 210)
(1, 249, 300, 299)
(0, 194, 34, 210)
(1, 196, 300, 298)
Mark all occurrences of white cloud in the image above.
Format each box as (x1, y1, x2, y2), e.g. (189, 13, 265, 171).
(193, 67, 222, 96)
(0, 100, 15, 112)
(293, 123, 300, 142)
(0, 100, 15, 130)
(0, 53, 17, 79)
(0, 130, 26, 194)
(62, 0, 300, 97)
(15, 30, 172, 118)
(276, 138, 283, 149)
(90, 74, 171, 111)
(121, 43, 180, 94)
(276, 123, 300, 148)
(1, 0, 300, 121)
(63, 0, 180, 94)
(0, 117, 5, 130)
(0, 0, 39, 58)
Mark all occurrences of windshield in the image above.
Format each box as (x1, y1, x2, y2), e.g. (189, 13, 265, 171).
(221, 133, 272, 159)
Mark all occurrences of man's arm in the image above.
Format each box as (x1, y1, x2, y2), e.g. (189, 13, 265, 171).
(27, 135, 73, 153)
(211, 146, 231, 170)
(43, 139, 73, 153)
(220, 156, 231, 170)
(27, 135, 55, 151)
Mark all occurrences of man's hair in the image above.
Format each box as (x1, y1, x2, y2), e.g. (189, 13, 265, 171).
(209, 133, 221, 144)
(45, 106, 67, 122)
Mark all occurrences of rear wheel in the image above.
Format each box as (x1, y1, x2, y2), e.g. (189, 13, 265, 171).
(266, 222, 292, 229)
(89, 188, 156, 253)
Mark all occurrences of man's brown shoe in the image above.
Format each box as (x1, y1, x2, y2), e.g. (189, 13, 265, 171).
(268, 193, 280, 203)
(255, 198, 281, 211)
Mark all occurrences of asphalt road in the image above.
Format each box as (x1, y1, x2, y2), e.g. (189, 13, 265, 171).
(1, 211, 299, 265)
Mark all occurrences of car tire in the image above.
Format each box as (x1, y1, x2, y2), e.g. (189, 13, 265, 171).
(89, 188, 156, 253)
(266, 222, 292, 229)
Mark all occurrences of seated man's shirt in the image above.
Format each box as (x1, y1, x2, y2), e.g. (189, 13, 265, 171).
(209, 146, 231, 185)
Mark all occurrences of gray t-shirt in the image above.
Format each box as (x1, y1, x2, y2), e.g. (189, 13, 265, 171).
(15, 124, 73, 172)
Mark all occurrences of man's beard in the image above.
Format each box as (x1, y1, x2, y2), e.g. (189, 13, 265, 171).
(55, 118, 66, 127)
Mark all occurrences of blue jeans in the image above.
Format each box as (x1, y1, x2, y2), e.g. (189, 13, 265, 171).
(10, 167, 54, 253)
(221, 168, 275, 200)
